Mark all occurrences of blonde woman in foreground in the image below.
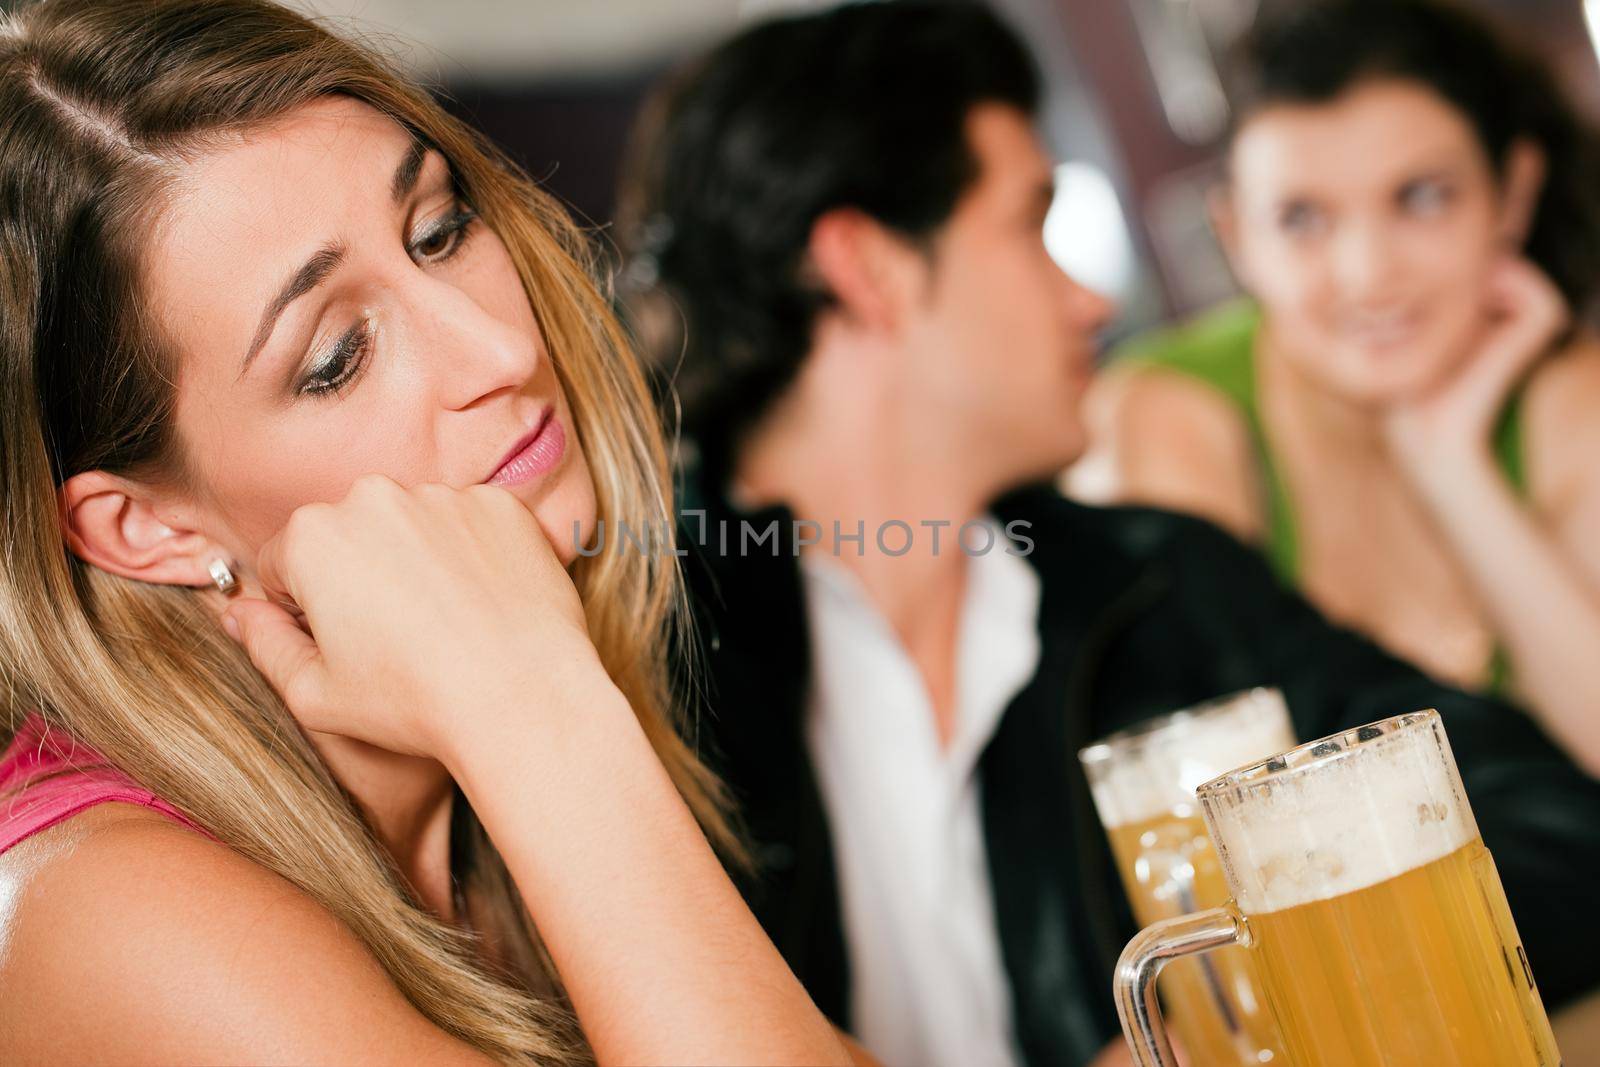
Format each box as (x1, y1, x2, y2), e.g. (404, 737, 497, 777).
(0, 1, 858, 1063)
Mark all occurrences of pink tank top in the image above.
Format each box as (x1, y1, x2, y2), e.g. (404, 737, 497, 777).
(0, 714, 206, 854)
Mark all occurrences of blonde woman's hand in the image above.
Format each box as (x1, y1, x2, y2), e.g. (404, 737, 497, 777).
(1089, 1034, 1190, 1067)
(1383, 256, 1568, 492)
(1088, 1040, 1136, 1067)
(220, 475, 604, 760)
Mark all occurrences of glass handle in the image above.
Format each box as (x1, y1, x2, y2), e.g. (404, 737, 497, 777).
(1113, 905, 1246, 1067)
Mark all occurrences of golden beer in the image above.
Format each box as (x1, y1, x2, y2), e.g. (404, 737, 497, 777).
(1082, 689, 1292, 1065)
(1246, 838, 1559, 1066)
(1115, 710, 1562, 1067)
(1105, 812, 1283, 1065)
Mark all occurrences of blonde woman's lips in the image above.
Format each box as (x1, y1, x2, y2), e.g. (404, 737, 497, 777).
(487, 406, 564, 486)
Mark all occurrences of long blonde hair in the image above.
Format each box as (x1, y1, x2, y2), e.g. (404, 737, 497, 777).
(0, 0, 732, 1061)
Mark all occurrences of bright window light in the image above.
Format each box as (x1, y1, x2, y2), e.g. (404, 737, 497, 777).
(1587, 1, 1600, 67)
(1043, 161, 1136, 300)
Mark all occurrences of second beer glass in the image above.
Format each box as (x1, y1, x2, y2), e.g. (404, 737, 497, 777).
(1080, 688, 1293, 1065)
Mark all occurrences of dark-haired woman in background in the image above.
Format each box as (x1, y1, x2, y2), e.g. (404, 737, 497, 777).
(1079, 0, 1600, 773)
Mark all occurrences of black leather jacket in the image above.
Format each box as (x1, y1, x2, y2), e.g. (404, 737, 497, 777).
(678, 475, 1600, 1066)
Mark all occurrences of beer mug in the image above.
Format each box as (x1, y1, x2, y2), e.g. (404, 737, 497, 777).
(1080, 688, 1292, 1065)
(1114, 710, 1562, 1067)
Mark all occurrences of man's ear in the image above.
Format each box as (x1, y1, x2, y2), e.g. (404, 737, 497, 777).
(1207, 181, 1246, 282)
(805, 207, 923, 334)
(59, 470, 220, 587)
(1499, 138, 1548, 249)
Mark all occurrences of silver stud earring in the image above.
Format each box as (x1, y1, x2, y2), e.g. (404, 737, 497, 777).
(208, 558, 238, 596)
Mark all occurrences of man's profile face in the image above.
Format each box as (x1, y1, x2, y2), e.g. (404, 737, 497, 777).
(903, 104, 1113, 488)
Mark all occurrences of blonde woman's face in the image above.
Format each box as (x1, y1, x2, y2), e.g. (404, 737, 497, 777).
(144, 96, 596, 563)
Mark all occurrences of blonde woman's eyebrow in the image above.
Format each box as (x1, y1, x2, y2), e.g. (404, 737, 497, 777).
(238, 135, 432, 378)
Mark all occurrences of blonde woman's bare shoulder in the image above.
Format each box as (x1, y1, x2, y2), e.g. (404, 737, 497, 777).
(1073, 362, 1263, 540)
(0, 803, 494, 1066)
(1523, 334, 1600, 515)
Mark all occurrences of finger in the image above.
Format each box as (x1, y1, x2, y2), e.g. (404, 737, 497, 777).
(1087, 1042, 1135, 1067)
(222, 598, 326, 713)
(250, 527, 294, 605)
(249, 531, 321, 642)
(1488, 257, 1569, 336)
(1463, 263, 1567, 397)
(1478, 311, 1557, 386)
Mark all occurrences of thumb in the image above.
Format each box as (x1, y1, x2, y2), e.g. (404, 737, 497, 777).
(1484, 259, 1568, 363)
(222, 598, 326, 714)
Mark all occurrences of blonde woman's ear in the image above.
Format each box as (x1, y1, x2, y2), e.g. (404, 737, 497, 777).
(58, 470, 221, 588)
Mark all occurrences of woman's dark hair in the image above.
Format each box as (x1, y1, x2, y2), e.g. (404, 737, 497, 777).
(616, 0, 1040, 481)
(1228, 0, 1600, 317)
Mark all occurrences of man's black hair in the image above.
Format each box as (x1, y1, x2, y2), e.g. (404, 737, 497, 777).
(617, 1, 1041, 482)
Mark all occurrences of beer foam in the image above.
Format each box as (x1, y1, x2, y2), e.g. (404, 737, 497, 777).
(1199, 712, 1478, 915)
(1081, 689, 1295, 829)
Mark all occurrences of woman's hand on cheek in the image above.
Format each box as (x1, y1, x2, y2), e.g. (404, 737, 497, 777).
(1382, 256, 1567, 495)
(219, 475, 607, 761)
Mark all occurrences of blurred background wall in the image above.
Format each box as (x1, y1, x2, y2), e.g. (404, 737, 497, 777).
(276, 0, 1600, 339)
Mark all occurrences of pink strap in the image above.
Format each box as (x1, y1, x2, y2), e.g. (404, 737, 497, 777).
(0, 715, 207, 854)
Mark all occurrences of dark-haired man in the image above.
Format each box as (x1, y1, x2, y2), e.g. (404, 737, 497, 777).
(617, 4, 1600, 1065)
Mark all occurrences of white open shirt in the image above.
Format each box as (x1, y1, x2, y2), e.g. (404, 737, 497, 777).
(800, 516, 1043, 1067)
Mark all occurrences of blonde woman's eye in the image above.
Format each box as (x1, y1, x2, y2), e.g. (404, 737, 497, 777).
(299, 319, 374, 397)
(411, 203, 478, 263)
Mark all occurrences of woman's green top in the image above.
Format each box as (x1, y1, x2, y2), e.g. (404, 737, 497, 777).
(1111, 300, 1526, 692)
